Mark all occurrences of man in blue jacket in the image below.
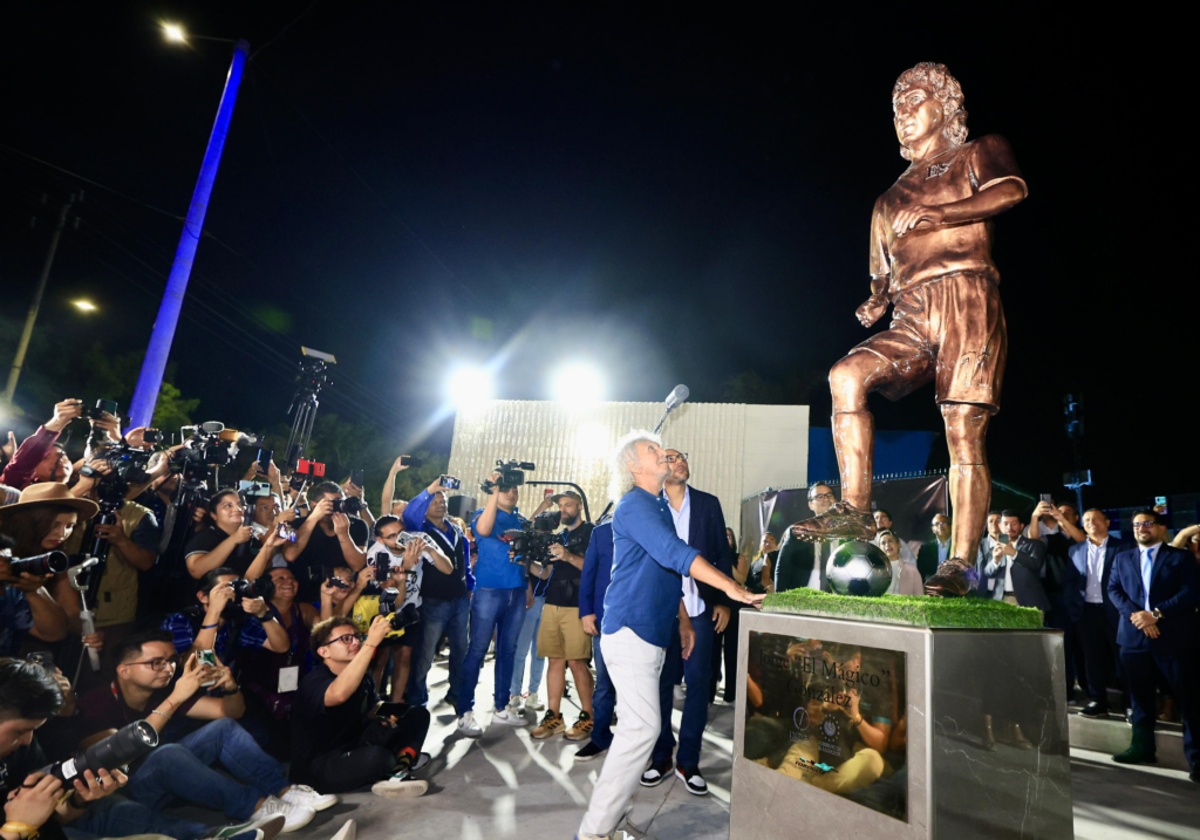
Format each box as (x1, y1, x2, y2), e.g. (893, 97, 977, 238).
(640, 450, 733, 796)
(576, 431, 762, 840)
(574, 518, 615, 762)
(1106, 509, 1200, 780)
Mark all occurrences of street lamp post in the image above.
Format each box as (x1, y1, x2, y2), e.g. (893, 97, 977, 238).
(128, 33, 249, 429)
(4, 193, 81, 405)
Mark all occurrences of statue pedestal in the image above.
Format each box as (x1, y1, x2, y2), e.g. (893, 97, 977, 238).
(732, 609, 1073, 839)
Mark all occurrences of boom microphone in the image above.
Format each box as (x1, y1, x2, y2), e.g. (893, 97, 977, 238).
(653, 383, 690, 435)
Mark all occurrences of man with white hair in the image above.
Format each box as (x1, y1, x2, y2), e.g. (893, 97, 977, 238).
(576, 431, 764, 840)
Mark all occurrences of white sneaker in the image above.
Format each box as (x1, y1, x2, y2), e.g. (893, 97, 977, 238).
(250, 797, 315, 834)
(328, 820, 356, 840)
(492, 708, 526, 726)
(208, 815, 285, 840)
(457, 711, 483, 737)
(506, 694, 523, 714)
(281, 784, 338, 812)
(525, 691, 544, 711)
(371, 776, 430, 798)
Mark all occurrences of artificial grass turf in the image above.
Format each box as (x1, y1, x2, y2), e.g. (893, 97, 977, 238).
(762, 587, 1044, 630)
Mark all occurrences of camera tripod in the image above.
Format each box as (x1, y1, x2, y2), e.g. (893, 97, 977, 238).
(284, 349, 335, 469)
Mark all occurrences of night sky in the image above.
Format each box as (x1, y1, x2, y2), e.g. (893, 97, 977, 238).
(0, 5, 1186, 510)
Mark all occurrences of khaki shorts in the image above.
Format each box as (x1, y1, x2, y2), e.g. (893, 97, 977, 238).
(536, 604, 593, 660)
(849, 272, 1007, 413)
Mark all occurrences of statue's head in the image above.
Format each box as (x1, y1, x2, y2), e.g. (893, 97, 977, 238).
(892, 62, 968, 160)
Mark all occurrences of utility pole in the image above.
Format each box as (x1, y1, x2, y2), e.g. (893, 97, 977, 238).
(4, 192, 81, 405)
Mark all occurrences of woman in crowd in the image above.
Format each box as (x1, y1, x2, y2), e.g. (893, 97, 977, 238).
(0, 484, 91, 655)
(747, 532, 779, 595)
(241, 565, 320, 758)
(877, 530, 924, 596)
(183, 488, 281, 580)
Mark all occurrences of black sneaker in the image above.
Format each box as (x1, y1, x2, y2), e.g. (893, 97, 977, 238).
(574, 741, 608, 762)
(639, 758, 673, 787)
(675, 765, 708, 796)
(1079, 702, 1109, 719)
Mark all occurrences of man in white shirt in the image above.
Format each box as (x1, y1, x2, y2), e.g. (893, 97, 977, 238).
(640, 451, 732, 796)
(1069, 510, 1128, 718)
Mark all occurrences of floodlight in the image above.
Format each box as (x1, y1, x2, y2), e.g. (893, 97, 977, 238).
(552, 363, 605, 404)
(448, 366, 494, 407)
(73, 300, 97, 312)
(163, 23, 186, 43)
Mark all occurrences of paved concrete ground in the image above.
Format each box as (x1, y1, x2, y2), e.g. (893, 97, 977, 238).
(166, 657, 1200, 840)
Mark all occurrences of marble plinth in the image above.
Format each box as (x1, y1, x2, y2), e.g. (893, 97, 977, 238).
(731, 610, 1073, 839)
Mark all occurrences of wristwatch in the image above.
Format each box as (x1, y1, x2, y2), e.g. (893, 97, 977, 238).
(1152, 608, 1163, 620)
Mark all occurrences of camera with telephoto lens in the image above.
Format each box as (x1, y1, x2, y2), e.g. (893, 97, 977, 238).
(378, 587, 420, 631)
(43, 720, 159, 782)
(172, 422, 262, 470)
(480, 459, 535, 494)
(503, 509, 562, 566)
(7, 550, 88, 577)
(230, 576, 275, 601)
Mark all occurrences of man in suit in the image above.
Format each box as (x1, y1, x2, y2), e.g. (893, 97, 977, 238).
(984, 510, 1050, 611)
(917, 514, 953, 581)
(641, 450, 733, 796)
(1070, 509, 1129, 718)
(1107, 509, 1200, 780)
(774, 483, 838, 593)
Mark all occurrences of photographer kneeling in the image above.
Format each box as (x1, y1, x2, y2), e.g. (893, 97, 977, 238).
(73, 629, 334, 833)
(291, 616, 431, 798)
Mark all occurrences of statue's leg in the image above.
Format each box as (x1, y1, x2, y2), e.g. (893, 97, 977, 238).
(829, 351, 892, 510)
(941, 402, 992, 563)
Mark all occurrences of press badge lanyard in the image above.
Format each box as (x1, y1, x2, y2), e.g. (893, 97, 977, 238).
(274, 603, 302, 693)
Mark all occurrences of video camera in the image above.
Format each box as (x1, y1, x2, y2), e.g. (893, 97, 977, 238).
(173, 422, 262, 470)
(378, 587, 420, 631)
(481, 459, 536, 494)
(44, 720, 158, 782)
(503, 509, 563, 566)
(83, 399, 119, 421)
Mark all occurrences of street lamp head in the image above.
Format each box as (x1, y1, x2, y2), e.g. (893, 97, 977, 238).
(163, 23, 186, 43)
(73, 300, 97, 312)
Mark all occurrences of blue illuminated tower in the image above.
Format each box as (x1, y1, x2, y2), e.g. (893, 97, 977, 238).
(129, 39, 250, 429)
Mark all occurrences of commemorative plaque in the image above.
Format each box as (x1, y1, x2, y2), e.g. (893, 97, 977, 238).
(744, 630, 908, 822)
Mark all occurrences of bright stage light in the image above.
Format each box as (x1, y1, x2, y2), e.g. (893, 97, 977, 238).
(73, 300, 97, 312)
(553, 363, 605, 404)
(448, 366, 494, 407)
(163, 23, 186, 43)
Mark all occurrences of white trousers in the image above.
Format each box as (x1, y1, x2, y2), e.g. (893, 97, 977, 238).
(578, 627, 666, 839)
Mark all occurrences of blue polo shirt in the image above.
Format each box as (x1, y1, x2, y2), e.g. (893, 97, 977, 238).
(471, 505, 528, 590)
(602, 488, 699, 648)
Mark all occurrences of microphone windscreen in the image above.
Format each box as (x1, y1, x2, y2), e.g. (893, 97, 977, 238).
(668, 384, 690, 407)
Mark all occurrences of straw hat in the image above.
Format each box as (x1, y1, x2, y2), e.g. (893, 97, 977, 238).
(0, 483, 100, 522)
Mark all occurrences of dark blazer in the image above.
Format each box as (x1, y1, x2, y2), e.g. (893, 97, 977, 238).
(682, 486, 733, 611)
(1068, 538, 1127, 626)
(1107, 543, 1200, 653)
(917, 540, 949, 581)
(985, 536, 1051, 612)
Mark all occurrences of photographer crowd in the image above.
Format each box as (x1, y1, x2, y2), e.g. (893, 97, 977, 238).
(3, 393, 1195, 840)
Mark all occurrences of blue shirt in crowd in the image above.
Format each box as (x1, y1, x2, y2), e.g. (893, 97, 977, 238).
(579, 521, 614, 626)
(0, 588, 34, 657)
(602, 487, 699, 648)
(470, 505, 528, 590)
(162, 611, 269, 663)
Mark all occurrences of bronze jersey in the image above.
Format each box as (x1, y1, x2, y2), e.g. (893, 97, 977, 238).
(869, 134, 1026, 296)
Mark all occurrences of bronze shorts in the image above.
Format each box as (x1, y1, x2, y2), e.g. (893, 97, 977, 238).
(536, 604, 593, 660)
(849, 272, 1007, 413)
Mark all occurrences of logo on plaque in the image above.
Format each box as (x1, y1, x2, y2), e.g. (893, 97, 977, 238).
(744, 631, 908, 823)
